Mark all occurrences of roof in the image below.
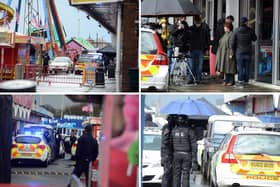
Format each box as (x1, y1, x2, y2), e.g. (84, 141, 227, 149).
(66, 37, 95, 50)
(97, 45, 116, 54)
(208, 115, 262, 123)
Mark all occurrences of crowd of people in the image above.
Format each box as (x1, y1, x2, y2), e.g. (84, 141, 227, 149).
(144, 14, 257, 88)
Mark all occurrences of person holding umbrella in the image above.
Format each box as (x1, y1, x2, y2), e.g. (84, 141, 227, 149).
(171, 115, 198, 187)
(161, 114, 177, 187)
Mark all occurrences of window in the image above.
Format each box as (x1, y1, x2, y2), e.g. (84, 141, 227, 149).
(141, 31, 157, 54)
(233, 134, 280, 155)
(16, 136, 41, 144)
(143, 134, 161, 151)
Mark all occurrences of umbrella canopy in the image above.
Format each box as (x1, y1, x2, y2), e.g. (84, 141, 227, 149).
(160, 98, 216, 119)
(141, 0, 201, 17)
(97, 45, 116, 55)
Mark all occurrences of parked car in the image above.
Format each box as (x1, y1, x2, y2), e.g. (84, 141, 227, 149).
(20, 124, 56, 161)
(49, 56, 74, 74)
(11, 134, 52, 167)
(142, 127, 163, 185)
(141, 28, 169, 91)
(200, 115, 262, 180)
(210, 128, 280, 187)
(75, 53, 103, 74)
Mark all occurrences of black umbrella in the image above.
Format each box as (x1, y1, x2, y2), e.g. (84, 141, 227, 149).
(97, 45, 116, 55)
(141, 0, 201, 17)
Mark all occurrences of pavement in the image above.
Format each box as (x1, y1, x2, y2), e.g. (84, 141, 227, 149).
(143, 171, 209, 187)
(11, 158, 98, 186)
(143, 77, 280, 92)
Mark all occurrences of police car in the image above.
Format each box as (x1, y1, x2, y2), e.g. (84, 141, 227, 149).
(210, 124, 280, 187)
(142, 127, 163, 184)
(11, 134, 52, 167)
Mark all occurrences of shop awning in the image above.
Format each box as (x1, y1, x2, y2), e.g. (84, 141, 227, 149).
(69, 1, 121, 34)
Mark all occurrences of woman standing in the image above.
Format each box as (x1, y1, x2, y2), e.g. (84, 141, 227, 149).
(215, 22, 236, 86)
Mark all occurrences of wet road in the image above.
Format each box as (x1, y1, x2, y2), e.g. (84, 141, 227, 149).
(143, 172, 210, 187)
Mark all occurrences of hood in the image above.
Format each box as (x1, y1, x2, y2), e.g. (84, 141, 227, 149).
(143, 150, 160, 165)
(51, 61, 69, 66)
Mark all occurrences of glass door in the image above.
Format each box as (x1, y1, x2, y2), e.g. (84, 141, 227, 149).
(256, 0, 273, 83)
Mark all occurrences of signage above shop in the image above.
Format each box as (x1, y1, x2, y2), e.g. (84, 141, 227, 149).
(70, 0, 123, 4)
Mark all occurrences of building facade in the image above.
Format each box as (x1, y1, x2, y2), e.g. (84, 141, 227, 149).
(196, 0, 280, 87)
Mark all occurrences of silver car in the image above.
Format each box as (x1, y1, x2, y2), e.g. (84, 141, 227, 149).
(49, 57, 74, 74)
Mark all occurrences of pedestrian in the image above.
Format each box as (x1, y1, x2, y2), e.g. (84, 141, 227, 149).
(189, 15, 210, 84)
(171, 115, 198, 187)
(161, 114, 176, 187)
(171, 17, 191, 55)
(55, 130, 62, 159)
(67, 125, 98, 187)
(70, 130, 77, 148)
(216, 22, 236, 86)
(212, 15, 235, 55)
(230, 17, 257, 88)
(42, 51, 50, 78)
(145, 113, 157, 127)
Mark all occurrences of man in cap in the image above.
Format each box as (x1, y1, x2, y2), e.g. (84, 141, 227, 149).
(171, 115, 198, 187)
(230, 17, 257, 88)
(161, 114, 176, 187)
(67, 125, 98, 187)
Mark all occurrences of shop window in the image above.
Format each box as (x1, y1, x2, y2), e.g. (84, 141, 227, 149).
(259, 0, 273, 41)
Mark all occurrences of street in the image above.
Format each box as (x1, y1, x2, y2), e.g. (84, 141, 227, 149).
(35, 74, 116, 92)
(143, 172, 209, 187)
(11, 158, 75, 186)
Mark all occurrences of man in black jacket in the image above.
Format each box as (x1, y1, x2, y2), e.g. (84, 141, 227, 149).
(189, 16, 210, 84)
(67, 125, 98, 187)
(161, 114, 176, 187)
(230, 17, 257, 88)
(171, 115, 198, 187)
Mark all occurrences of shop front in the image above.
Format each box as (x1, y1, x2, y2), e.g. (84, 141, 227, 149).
(203, 0, 280, 86)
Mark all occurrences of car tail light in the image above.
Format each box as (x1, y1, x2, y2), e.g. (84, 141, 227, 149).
(152, 53, 168, 65)
(11, 144, 17, 148)
(221, 135, 238, 164)
(37, 145, 46, 150)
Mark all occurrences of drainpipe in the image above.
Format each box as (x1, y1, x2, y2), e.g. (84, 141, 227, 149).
(116, 3, 122, 92)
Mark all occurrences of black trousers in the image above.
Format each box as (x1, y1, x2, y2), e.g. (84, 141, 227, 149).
(173, 152, 191, 187)
(162, 159, 172, 187)
(73, 160, 90, 187)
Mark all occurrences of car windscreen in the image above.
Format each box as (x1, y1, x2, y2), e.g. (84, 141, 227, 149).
(78, 56, 92, 63)
(15, 136, 41, 144)
(144, 134, 161, 151)
(54, 57, 69, 62)
(141, 31, 157, 54)
(233, 134, 280, 156)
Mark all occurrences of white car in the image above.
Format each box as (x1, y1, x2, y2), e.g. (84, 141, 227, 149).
(11, 134, 52, 167)
(49, 56, 74, 73)
(141, 28, 169, 91)
(210, 129, 280, 187)
(142, 127, 163, 184)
